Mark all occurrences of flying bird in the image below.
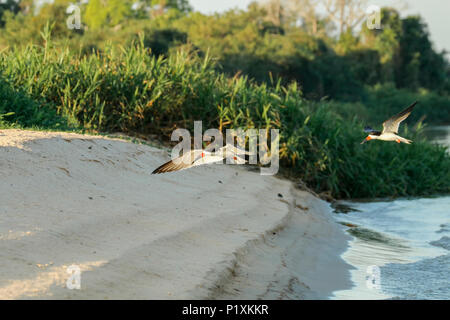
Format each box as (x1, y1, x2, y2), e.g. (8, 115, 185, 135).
(361, 101, 418, 144)
(152, 144, 254, 174)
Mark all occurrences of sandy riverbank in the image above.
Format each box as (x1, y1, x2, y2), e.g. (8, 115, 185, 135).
(0, 129, 352, 299)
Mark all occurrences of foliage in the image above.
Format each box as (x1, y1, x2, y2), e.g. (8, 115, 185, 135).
(0, 0, 20, 27)
(0, 2, 448, 199)
(0, 4, 448, 103)
(360, 83, 450, 125)
(0, 39, 448, 198)
(0, 78, 66, 129)
(85, 0, 133, 30)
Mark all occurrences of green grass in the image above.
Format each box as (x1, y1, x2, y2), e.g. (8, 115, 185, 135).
(0, 39, 449, 199)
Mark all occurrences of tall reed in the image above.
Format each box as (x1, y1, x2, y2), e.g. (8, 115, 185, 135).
(0, 39, 449, 198)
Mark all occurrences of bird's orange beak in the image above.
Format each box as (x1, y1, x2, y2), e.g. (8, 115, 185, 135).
(361, 136, 371, 144)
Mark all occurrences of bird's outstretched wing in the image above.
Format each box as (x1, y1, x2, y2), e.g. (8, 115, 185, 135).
(364, 126, 382, 135)
(152, 150, 198, 174)
(152, 149, 241, 174)
(222, 143, 256, 156)
(382, 101, 418, 134)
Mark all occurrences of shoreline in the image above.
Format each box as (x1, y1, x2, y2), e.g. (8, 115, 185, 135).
(0, 129, 352, 299)
(209, 188, 353, 299)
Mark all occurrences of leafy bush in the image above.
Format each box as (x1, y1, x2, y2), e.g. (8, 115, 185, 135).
(0, 40, 448, 198)
(0, 78, 66, 129)
(363, 83, 450, 125)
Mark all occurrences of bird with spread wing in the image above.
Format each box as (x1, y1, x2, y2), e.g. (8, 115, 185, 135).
(361, 101, 418, 144)
(152, 144, 254, 174)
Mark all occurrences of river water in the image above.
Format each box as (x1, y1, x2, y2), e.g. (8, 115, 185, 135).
(331, 126, 450, 300)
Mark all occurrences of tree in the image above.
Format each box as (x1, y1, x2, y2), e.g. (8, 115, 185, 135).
(322, 0, 368, 35)
(259, 0, 370, 36)
(284, 0, 322, 35)
(395, 15, 448, 91)
(0, 0, 21, 27)
(0, 0, 83, 47)
(84, 0, 133, 29)
(359, 8, 401, 82)
(153, 0, 191, 12)
(18, 0, 33, 14)
(360, 8, 401, 62)
(146, 0, 192, 17)
(259, 0, 286, 27)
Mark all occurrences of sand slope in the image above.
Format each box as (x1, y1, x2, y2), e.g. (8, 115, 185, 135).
(0, 129, 351, 299)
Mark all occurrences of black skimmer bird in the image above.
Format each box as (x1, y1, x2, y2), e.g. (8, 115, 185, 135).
(361, 101, 418, 144)
(152, 144, 254, 174)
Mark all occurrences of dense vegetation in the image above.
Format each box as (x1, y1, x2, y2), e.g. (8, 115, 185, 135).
(1, 1, 449, 115)
(0, 0, 449, 198)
